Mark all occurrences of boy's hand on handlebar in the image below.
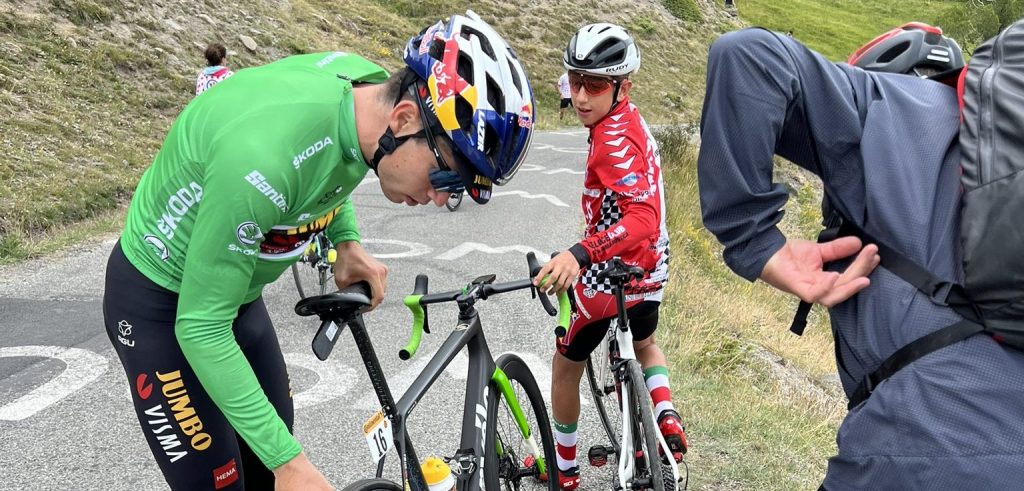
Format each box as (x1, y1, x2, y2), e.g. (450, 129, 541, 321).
(533, 251, 580, 295)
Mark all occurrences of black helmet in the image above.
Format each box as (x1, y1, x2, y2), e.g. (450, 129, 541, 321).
(849, 22, 964, 77)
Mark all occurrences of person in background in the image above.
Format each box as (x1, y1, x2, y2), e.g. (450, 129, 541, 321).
(196, 43, 235, 95)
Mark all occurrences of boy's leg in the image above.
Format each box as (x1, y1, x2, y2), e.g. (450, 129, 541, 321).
(551, 352, 585, 488)
(630, 301, 688, 456)
(549, 284, 618, 489)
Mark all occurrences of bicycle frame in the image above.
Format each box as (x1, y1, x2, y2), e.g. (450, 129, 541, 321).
(344, 303, 540, 491)
(603, 286, 682, 489)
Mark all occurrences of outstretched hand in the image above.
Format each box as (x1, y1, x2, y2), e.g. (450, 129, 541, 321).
(759, 236, 880, 308)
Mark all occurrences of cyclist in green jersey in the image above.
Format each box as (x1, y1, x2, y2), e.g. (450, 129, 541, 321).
(102, 11, 535, 490)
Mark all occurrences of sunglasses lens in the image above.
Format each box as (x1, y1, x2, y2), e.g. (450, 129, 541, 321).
(429, 168, 464, 193)
(569, 73, 613, 95)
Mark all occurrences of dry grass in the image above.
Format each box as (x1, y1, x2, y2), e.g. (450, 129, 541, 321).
(651, 126, 844, 489)
(0, 0, 727, 262)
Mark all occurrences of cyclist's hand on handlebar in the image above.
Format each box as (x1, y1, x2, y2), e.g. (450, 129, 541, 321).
(533, 251, 580, 295)
(273, 452, 335, 490)
(760, 237, 879, 308)
(333, 240, 388, 309)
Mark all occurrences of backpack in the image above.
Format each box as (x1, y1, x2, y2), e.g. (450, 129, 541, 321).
(791, 18, 1024, 409)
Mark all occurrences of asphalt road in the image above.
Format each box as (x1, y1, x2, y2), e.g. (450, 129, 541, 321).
(0, 130, 633, 490)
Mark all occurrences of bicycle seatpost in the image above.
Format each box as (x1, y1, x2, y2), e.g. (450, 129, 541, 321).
(595, 257, 646, 331)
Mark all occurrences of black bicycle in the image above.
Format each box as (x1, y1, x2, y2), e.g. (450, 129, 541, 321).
(295, 252, 570, 491)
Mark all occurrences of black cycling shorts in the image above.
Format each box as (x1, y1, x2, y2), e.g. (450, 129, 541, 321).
(103, 241, 292, 490)
(557, 297, 661, 362)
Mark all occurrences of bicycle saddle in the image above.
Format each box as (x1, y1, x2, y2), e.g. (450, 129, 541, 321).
(294, 282, 372, 320)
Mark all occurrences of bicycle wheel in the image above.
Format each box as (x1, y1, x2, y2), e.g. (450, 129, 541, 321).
(291, 259, 329, 299)
(585, 333, 621, 456)
(292, 235, 333, 299)
(625, 359, 666, 491)
(341, 478, 403, 491)
(446, 192, 463, 212)
(485, 353, 558, 490)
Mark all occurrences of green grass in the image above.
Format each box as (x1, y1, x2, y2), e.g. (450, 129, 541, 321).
(734, 0, 960, 61)
(653, 126, 842, 489)
(0, 0, 725, 262)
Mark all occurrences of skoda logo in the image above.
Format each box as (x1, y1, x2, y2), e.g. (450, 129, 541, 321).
(143, 234, 169, 261)
(236, 222, 263, 246)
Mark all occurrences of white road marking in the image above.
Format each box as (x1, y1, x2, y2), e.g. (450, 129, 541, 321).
(491, 190, 569, 207)
(436, 243, 546, 261)
(0, 346, 108, 421)
(284, 353, 358, 410)
(361, 239, 432, 259)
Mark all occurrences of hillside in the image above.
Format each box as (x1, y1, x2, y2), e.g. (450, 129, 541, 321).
(0, 0, 732, 261)
(733, 0, 961, 60)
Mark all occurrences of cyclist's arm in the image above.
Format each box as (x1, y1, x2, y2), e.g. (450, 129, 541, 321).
(571, 136, 659, 267)
(324, 196, 360, 245)
(175, 160, 301, 470)
(697, 29, 865, 281)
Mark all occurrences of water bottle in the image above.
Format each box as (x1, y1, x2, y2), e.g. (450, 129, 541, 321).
(420, 456, 455, 491)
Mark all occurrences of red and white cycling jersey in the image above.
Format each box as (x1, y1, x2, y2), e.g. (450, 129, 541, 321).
(576, 98, 670, 301)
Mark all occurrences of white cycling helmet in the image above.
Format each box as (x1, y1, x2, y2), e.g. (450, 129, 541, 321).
(403, 10, 536, 204)
(563, 23, 641, 77)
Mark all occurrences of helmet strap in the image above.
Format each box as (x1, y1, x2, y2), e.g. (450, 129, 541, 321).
(610, 79, 624, 111)
(368, 126, 427, 175)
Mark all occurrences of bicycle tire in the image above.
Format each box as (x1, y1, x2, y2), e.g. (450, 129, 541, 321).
(341, 478, 403, 491)
(625, 359, 665, 491)
(485, 353, 558, 490)
(446, 192, 462, 212)
(292, 235, 333, 299)
(586, 339, 621, 456)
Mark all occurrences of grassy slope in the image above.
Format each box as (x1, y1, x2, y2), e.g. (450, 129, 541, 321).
(0, 0, 720, 262)
(735, 0, 960, 60)
(656, 127, 841, 490)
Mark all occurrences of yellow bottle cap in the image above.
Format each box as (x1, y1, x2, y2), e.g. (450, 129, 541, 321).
(420, 457, 451, 485)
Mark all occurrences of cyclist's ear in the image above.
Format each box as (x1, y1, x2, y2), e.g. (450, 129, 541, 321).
(388, 99, 422, 138)
(618, 78, 633, 99)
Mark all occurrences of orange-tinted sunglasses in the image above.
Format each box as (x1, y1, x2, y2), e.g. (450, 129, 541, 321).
(568, 71, 617, 95)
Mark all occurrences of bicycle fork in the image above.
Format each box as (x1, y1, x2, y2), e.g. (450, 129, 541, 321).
(491, 368, 548, 479)
(614, 321, 682, 490)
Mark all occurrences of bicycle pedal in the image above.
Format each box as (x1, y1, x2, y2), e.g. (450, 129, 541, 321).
(587, 445, 609, 467)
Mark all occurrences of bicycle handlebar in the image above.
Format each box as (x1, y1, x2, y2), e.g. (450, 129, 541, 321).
(400, 252, 570, 360)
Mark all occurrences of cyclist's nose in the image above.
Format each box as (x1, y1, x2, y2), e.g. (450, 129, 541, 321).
(428, 189, 449, 207)
(572, 84, 588, 102)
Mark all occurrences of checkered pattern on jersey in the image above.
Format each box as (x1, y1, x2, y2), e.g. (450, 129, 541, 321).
(581, 190, 621, 293)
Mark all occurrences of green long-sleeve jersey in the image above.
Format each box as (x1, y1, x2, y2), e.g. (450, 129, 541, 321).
(120, 51, 388, 469)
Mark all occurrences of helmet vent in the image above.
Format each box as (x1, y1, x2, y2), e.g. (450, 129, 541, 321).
(461, 26, 497, 62)
(486, 74, 504, 115)
(878, 41, 910, 63)
(457, 52, 474, 84)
